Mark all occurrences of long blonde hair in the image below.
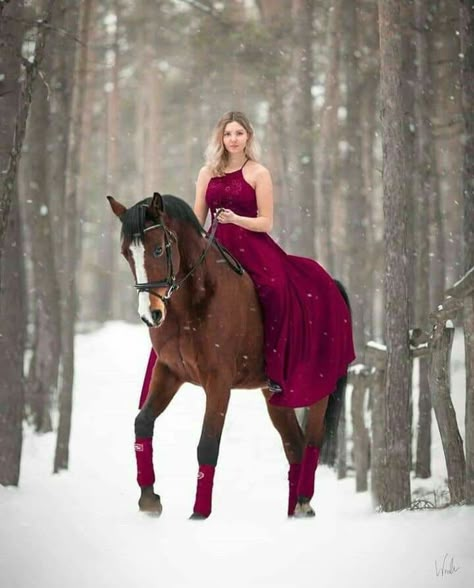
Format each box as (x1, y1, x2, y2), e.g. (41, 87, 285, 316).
(205, 111, 260, 176)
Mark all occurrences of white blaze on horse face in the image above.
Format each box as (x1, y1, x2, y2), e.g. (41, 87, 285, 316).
(129, 241, 154, 324)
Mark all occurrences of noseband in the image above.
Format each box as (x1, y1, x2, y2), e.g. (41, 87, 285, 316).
(134, 215, 221, 306)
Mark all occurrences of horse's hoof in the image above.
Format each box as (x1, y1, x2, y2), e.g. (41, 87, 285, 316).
(189, 512, 208, 520)
(138, 490, 162, 516)
(293, 502, 315, 518)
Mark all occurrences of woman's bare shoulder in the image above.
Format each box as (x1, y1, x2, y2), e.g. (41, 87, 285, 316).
(197, 165, 213, 180)
(247, 161, 271, 179)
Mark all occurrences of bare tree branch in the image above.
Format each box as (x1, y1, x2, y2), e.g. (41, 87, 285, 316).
(0, 0, 56, 260)
(177, 0, 230, 26)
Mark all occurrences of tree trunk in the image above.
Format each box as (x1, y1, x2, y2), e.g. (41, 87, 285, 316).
(460, 0, 474, 504)
(414, 0, 435, 478)
(96, 0, 121, 321)
(361, 77, 378, 340)
(290, 0, 316, 258)
(0, 0, 55, 269)
(0, 1, 26, 487)
(256, 0, 293, 249)
(344, 0, 367, 354)
(0, 194, 26, 486)
(316, 0, 342, 274)
(378, 0, 412, 511)
(267, 80, 291, 249)
(21, 59, 61, 433)
(401, 0, 416, 329)
(425, 5, 446, 311)
(54, 0, 88, 473)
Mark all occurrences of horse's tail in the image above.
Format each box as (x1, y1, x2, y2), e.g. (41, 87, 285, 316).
(321, 374, 347, 465)
(321, 279, 352, 466)
(334, 279, 351, 313)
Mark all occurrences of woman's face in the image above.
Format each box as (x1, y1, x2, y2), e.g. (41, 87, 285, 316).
(222, 121, 249, 155)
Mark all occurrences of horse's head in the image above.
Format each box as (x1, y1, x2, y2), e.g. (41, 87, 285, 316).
(108, 192, 180, 328)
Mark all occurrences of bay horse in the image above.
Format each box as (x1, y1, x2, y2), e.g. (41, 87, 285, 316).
(107, 192, 348, 519)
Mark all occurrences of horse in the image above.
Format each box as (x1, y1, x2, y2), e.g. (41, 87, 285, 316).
(107, 192, 349, 519)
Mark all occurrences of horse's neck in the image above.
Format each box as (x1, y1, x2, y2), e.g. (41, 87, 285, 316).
(172, 224, 216, 298)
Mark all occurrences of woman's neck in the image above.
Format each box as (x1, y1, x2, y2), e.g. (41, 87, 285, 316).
(225, 153, 247, 170)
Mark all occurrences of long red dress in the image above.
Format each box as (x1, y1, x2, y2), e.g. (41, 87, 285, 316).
(205, 163, 356, 408)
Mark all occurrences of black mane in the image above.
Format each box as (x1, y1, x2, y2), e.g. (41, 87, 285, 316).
(121, 195, 205, 243)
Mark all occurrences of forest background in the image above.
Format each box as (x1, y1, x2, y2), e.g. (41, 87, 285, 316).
(0, 0, 473, 513)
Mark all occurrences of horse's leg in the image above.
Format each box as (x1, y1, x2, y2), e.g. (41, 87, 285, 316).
(263, 391, 305, 516)
(134, 361, 182, 514)
(191, 380, 231, 519)
(294, 395, 329, 517)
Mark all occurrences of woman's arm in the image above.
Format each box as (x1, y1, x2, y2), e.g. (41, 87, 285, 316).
(193, 166, 211, 227)
(218, 167, 274, 233)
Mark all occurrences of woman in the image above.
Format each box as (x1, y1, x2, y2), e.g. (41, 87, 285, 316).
(194, 111, 355, 409)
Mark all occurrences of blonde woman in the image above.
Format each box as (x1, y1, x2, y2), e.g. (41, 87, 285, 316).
(194, 111, 355, 406)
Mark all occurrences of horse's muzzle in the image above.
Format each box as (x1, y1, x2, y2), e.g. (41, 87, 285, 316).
(140, 309, 163, 328)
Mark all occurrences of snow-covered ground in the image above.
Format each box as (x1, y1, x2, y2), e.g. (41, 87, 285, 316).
(1, 322, 473, 588)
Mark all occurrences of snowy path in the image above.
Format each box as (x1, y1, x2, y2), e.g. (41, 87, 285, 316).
(1, 322, 473, 588)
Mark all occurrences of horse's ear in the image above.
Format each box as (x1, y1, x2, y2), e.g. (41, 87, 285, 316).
(107, 195, 127, 218)
(150, 192, 164, 217)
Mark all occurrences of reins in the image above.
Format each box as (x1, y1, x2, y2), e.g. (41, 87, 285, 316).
(134, 209, 243, 305)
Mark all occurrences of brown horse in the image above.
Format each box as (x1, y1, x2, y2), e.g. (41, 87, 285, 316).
(108, 192, 348, 519)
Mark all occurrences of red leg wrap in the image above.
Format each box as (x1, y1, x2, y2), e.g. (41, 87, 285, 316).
(288, 463, 302, 516)
(297, 445, 320, 501)
(193, 464, 216, 518)
(135, 437, 155, 487)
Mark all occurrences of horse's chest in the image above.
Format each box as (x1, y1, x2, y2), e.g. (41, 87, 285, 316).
(156, 333, 202, 384)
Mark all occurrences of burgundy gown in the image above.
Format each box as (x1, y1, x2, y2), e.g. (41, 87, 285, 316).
(205, 162, 356, 408)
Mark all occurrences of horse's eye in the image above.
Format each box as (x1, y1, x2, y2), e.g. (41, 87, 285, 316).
(153, 245, 163, 258)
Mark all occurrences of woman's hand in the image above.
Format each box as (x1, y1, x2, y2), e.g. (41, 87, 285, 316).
(216, 208, 239, 224)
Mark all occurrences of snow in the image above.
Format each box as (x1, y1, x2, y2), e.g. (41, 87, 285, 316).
(1, 322, 474, 588)
(367, 340, 387, 351)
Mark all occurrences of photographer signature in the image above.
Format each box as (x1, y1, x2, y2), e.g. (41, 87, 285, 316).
(435, 554, 460, 578)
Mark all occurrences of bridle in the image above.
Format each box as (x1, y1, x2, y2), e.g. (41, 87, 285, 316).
(134, 214, 221, 306)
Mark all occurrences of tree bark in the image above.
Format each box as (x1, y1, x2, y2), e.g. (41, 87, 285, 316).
(460, 0, 474, 504)
(378, 0, 412, 511)
(0, 0, 26, 486)
(96, 0, 121, 321)
(316, 0, 342, 274)
(256, 0, 292, 249)
(344, 0, 367, 354)
(413, 0, 434, 478)
(0, 0, 55, 270)
(289, 0, 316, 258)
(0, 193, 26, 486)
(54, 0, 88, 473)
(21, 57, 61, 433)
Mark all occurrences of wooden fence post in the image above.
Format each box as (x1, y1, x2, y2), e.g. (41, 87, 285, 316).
(349, 366, 371, 492)
(365, 343, 388, 509)
(427, 297, 465, 504)
(446, 266, 474, 503)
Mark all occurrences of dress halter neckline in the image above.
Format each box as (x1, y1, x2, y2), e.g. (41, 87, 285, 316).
(224, 158, 249, 175)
